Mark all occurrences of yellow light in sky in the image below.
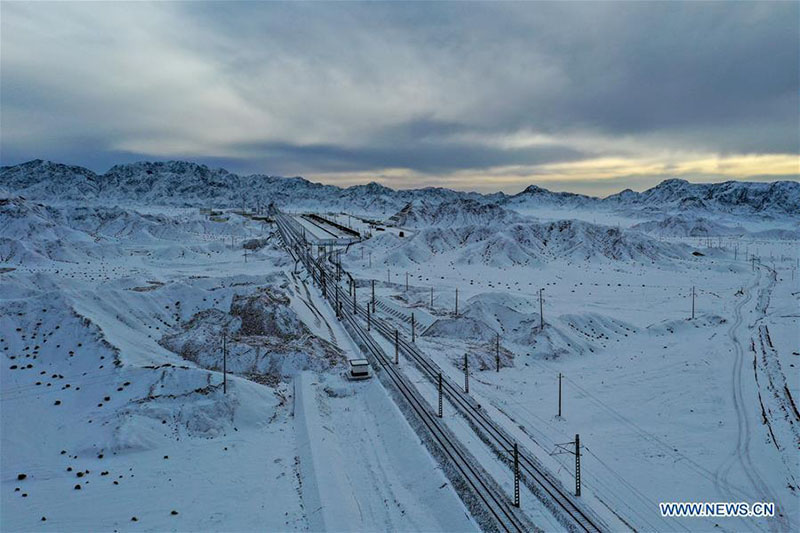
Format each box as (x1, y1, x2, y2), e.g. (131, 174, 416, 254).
(314, 152, 799, 193)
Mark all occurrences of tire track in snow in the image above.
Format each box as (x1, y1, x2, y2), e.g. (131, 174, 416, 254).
(714, 266, 790, 532)
(289, 271, 336, 344)
(300, 278, 337, 344)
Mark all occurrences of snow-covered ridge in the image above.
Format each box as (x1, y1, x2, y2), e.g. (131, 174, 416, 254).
(604, 178, 800, 215)
(2, 159, 797, 215)
(631, 214, 748, 237)
(386, 198, 524, 228)
(0, 194, 275, 267)
(506, 184, 596, 208)
(353, 218, 689, 268)
(631, 214, 800, 239)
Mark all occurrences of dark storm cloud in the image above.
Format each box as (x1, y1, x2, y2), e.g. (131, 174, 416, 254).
(0, 1, 797, 192)
(232, 136, 586, 175)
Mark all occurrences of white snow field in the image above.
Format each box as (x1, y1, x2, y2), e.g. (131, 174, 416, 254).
(1, 161, 798, 532)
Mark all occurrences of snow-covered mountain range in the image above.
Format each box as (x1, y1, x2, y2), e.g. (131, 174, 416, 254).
(604, 178, 799, 215)
(2, 159, 797, 216)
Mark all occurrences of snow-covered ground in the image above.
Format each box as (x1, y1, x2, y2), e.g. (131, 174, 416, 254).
(1, 165, 798, 532)
(1, 200, 474, 531)
(338, 204, 799, 531)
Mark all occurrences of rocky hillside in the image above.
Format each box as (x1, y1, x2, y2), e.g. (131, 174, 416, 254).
(386, 198, 524, 228)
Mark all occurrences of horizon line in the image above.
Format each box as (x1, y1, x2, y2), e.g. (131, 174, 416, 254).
(2, 157, 798, 199)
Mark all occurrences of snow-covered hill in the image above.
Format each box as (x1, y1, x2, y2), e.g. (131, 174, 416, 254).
(356, 219, 689, 268)
(160, 288, 345, 382)
(506, 184, 596, 209)
(423, 291, 638, 361)
(386, 198, 524, 228)
(0, 195, 262, 265)
(631, 214, 747, 237)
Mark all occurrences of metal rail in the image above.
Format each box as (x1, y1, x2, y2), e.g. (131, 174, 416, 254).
(364, 309, 604, 532)
(275, 211, 531, 533)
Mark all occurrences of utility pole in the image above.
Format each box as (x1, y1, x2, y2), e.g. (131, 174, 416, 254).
(395, 329, 399, 364)
(455, 287, 459, 317)
(691, 285, 695, 320)
(406, 272, 409, 292)
(558, 372, 562, 417)
(496, 332, 500, 372)
(438, 372, 443, 418)
(513, 442, 520, 507)
(411, 313, 416, 342)
(551, 434, 581, 497)
(367, 306, 371, 330)
(575, 434, 581, 497)
(539, 288, 544, 329)
(222, 331, 227, 394)
(464, 354, 469, 394)
(371, 280, 376, 312)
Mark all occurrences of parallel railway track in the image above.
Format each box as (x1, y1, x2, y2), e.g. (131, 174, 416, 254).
(276, 211, 530, 532)
(336, 279, 532, 532)
(275, 208, 608, 532)
(361, 308, 604, 532)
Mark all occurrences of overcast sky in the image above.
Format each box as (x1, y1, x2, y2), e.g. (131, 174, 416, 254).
(1, 1, 798, 195)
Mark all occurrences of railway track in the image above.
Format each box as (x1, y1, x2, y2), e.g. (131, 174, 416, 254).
(275, 211, 531, 532)
(328, 270, 604, 532)
(276, 208, 610, 532)
(276, 209, 608, 531)
(361, 305, 605, 532)
(336, 279, 532, 532)
(300, 213, 342, 239)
